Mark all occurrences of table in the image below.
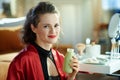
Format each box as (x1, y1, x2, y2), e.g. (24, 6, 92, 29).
(79, 59, 120, 74)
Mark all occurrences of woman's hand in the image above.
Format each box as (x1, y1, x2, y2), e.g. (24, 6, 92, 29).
(67, 56, 79, 80)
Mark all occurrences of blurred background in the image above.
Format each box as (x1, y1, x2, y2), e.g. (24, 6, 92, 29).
(0, 0, 120, 54)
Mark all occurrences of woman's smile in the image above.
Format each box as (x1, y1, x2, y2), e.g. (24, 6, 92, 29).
(48, 35, 56, 38)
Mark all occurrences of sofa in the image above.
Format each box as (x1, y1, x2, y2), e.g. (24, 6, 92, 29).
(0, 25, 22, 80)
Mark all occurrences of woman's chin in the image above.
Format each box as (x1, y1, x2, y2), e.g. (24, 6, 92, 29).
(48, 40, 57, 44)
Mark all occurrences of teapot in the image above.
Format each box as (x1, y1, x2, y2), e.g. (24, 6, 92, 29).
(76, 39, 101, 58)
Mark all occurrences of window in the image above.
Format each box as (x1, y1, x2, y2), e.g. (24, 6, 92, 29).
(102, 0, 120, 10)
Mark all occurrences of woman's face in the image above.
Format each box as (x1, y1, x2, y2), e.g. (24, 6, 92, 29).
(31, 13, 60, 45)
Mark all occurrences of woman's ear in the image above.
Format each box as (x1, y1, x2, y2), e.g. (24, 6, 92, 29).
(31, 24, 36, 33)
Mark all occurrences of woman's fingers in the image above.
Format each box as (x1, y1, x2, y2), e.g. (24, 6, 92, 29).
(67, 56, 79, 79)
(69, 56, 79, 72)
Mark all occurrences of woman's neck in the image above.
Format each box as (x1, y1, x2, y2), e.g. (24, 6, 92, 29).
(35, 41, 52, 51)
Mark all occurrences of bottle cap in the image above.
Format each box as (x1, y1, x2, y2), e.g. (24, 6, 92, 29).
(67, 48, 74, 52)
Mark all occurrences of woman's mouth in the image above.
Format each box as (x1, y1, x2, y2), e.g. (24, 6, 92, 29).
(48, 35, 56, 38)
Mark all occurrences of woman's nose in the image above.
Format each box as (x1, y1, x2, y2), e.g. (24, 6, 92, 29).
(50, 27, 55, 33)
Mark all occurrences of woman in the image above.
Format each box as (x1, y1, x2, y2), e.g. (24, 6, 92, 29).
(7, 2, 79, 80)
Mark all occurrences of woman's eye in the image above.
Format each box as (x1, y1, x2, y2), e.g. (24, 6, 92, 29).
(55, 24, 59, 27)
(44, 25, 49, 28)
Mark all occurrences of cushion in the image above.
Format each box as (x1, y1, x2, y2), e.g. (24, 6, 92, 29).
(0, 26, 24, 54)
(0, 52, 18, 62)
(0, 62, 10, 80)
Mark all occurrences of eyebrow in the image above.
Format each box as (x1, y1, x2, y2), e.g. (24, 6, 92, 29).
(42, 23, 59, 26)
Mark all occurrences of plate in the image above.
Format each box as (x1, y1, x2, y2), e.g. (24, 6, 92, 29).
(81, 57, 109, 65)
